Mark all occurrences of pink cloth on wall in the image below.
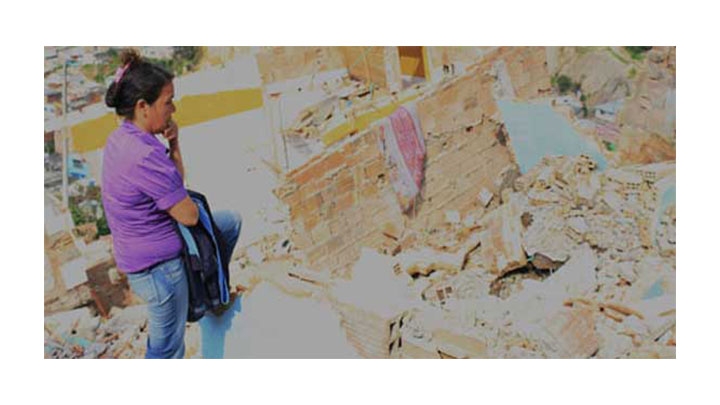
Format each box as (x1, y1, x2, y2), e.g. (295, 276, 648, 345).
(379, 104, 426, 212)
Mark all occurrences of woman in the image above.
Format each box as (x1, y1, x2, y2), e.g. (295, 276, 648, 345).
(102, 49, 241, 359)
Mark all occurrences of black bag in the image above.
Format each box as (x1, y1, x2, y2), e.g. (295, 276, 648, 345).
(176, 190, 231, 322)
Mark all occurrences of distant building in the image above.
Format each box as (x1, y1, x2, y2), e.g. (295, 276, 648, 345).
(599, 190, 624, 213)
(594, 99, 624, 122)
(573, 154, 597, 175)
(68, 154, 89, 180)
(633, 162, 675, 184)
(45, 72, 63, 89)
(605, 169, 643, 200)
(45, 47, 58, 60)
(45, 87, 62, 104)
(45, 104, 60, 121)
(45, 57, 61, 76)
(555, 95, 583, 114)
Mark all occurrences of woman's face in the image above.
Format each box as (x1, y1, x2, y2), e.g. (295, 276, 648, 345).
(147, 82, 176, 134)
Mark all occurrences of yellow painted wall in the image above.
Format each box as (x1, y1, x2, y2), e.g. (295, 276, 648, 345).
(174, 88, 263, 128)
(71, 88, 263, 153)
(322, 93, 421, 146)
(71, 114, 120, 153)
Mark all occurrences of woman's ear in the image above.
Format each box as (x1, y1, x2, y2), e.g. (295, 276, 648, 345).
(135, 99, 149, 118)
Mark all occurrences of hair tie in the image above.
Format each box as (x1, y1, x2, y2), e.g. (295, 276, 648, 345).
(114, 63, 130, 84)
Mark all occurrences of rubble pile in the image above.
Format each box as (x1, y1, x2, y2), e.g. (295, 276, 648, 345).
(329, 249, 413, 358)
(45, 154, 674, 359)
(44, 305, 152, 359)
(326, 154, 675, 358)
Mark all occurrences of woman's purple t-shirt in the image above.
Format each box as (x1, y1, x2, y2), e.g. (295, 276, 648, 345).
(101, 121, 187, 273)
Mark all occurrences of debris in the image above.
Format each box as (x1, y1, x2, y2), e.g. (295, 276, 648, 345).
(431, 328, 488, 359)
(530, 252, 565, 271)
(254, 259, 323, 299)
(594, 319, 635, 358)
(329, 248, 418, 358)
(542, 244, 598, 301)
(336, 304, 408, 359)
(632, 294, 676, 341)
(475, 193, 528, 275)
(605, 302, 645, 320)
(44, 307, 100, 342)
(543, 306, 599, 358)
(422, 278, 455, 306)
(521, 212, 533, 228)
(489, 264, 546, 299)
(478, 188, 494, 207)
(523, 210, 572, 263)
(396, 248, 465, 278)
(600, 309, 624, 323)
(245, 244, 264, 264)
(564, 298, 645, 321)
(445, 210, 461, 225)
(626, 343, 676, 359)
(463, 214, 477, 228)
(331, 248, 413, 315)
(382, 222, 400, 241)
(566, 216, 589, 242)
(287, 268, 329, 288)
(398, 337, 441, 359)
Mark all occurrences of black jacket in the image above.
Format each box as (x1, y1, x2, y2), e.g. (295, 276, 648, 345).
(176, 190, 231, 322)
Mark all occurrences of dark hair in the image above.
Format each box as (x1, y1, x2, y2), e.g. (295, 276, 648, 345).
(104, 49, 174, 119)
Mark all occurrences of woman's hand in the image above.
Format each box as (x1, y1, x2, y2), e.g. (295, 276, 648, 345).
(162, 120, 179, 146)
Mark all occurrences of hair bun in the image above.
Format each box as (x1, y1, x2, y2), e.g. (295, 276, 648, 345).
(105, 82, 118, 108)
(119, 49, 141, 68)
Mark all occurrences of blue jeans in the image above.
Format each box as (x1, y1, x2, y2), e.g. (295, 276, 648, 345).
(126, 210, 242, 359)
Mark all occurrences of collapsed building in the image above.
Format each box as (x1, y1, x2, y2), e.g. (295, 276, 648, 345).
(45, 46, 676, 359)
(261, 46, 675, 359)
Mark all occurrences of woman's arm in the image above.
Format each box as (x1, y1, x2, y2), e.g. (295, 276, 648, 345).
(161, 121, 197, 225)
(169, 139, 185, 180)
(168, 195, 199, 226)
